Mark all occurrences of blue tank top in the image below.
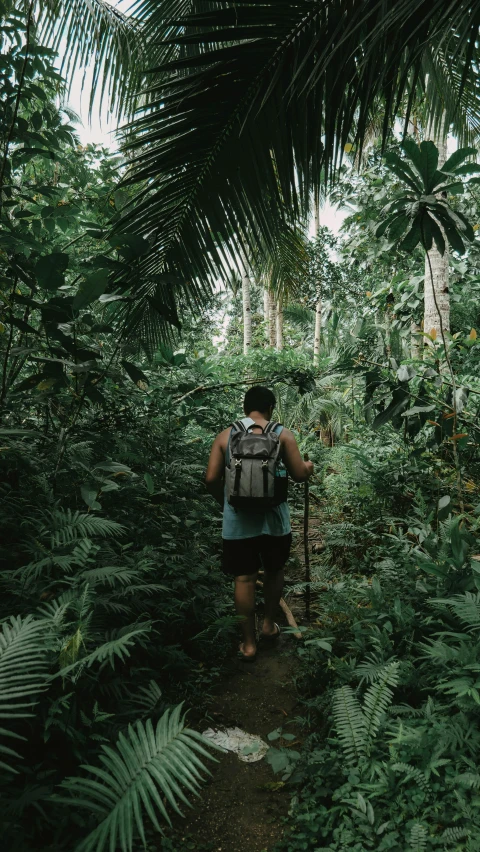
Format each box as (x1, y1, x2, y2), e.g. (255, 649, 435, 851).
(222, 417, 292, 540)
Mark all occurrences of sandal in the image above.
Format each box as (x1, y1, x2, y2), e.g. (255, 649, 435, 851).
(238, 643, 257, 662)
(259, 623, 281, 642)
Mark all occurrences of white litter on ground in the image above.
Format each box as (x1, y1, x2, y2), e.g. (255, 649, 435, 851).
(202, 726, 269, 763)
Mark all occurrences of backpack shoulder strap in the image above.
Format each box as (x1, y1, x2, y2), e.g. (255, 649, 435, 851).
(264, 421, 281, 433)
(232, 419, 247, 433)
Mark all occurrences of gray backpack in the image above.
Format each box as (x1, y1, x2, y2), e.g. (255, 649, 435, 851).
(225, 420, 288, 510)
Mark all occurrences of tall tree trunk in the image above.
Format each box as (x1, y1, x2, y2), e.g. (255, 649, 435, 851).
(268, 290, 276, 347)
(263, 287, 270, 344)
(313, 193, 322, 365)
(424, 116, 449, 342)
(242, 267, 252, 355)
(411, 320, 422, 359)
(276, 296, 283, 350)
(314, 296, 322, 364)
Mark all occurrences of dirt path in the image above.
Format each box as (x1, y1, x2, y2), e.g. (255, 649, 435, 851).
(159, 509, 319, 852)
(161, 632, 299, 852)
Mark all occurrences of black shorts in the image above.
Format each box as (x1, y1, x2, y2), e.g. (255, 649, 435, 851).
(222, 533, 292, 577)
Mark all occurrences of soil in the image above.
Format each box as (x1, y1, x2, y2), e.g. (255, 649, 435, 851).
(177, 635, 299, 852)
(159, 507, 319, 852)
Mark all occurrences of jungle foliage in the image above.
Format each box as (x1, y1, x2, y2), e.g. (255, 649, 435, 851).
(2, 3, 480, 852)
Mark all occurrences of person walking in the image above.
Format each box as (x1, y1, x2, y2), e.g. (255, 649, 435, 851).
(205, 386, 314, 659)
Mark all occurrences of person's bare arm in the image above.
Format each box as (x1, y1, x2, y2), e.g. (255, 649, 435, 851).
(280, 429, 314, 482)
(205, 430, 228, 505)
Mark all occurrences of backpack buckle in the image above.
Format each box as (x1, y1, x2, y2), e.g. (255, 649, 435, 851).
(235, 459, 242, 468)
(261, 460, 268, 468)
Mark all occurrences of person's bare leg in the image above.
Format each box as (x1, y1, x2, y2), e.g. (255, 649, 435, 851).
(262, 568, 284, 636)
(234, 573, 258, 656)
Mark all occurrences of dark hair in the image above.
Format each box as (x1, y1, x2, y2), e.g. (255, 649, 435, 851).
(243, 386, 276, 415)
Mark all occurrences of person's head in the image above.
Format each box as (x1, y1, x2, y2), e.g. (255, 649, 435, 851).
(243, 386, 276, 417)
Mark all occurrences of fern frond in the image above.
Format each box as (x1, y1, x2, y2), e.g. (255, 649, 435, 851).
(78, 566, 141, 588)
(0, 616, 51, 717)
(356, 655, 397, 685)
(123, 680, 163, 720)
(392, 762, 431, 793)
(363, 662, 399, 745)
(332, 686, 366, 763)
(0, 616, 52, 772)
(58, 706, 219, 852)
(442, 826, 470, 844)
(409, 823, 427, 852)
(56, 622, 152, 677)
(37, 591, 78, 626)
(45, 510, 125, 548)
(455, 772, 480, 789)
(435, 593, 480, 632)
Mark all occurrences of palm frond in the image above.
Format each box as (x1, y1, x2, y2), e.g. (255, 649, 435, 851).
(37, 0, 143, 120)
(111, 0, 480, 341)
(57, 706, 219, 852)
(257, 223, 310, 301)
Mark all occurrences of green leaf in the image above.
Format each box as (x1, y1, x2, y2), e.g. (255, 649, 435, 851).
(398, 219, 422, 252)
(450, 518, 467, 569)
(396, 364, 416, 383)
(427, 215, 446, 255)
(438, 215, 466, 256)
(73, 270, 109, 311)
(387, 214, 410, 241)
(265, 747, 292, 774)
(13, 148, 56, 167)
(454, 163, 480, 176)
(121, 360, 149, 386)
(373, 387, 410, 430)
(144, 473, 154, 494)
(11, 373, 44, 394)
(402, 404, 435, 416)
(81, 486, 101, 511)
(384, 151, 422, 193)
(31, 111, 43, 130)
(108, 233, 149, 260)
(35, 252, 69, 289)
(418, 141, 439, 192)
(9, 316, 39, 336)
(441, 147, 477, 174)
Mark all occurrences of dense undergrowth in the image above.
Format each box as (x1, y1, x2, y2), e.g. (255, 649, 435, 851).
(275, 431, 480, 852)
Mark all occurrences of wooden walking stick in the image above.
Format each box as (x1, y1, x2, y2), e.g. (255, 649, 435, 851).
(304, 453, 311, 621)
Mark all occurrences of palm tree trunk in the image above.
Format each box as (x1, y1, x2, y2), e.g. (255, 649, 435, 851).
(411, 320, 422, 359)
(314, 297, 322, 364)
(263, 287, 270, 343)
(424, 115, 449, 342)
(242, 267, 252, 355)
(313, 192, 321, 365)
(268, 291, 276, 347)
(276, 296, 283, 350)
